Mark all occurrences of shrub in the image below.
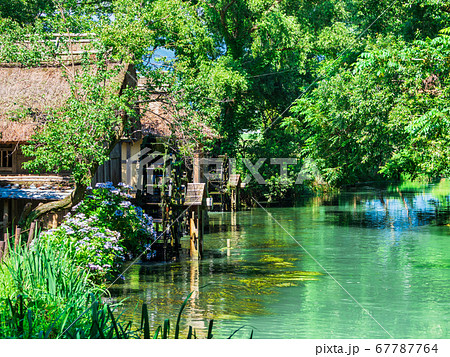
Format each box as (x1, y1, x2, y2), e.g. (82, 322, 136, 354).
(75, 182, 156, 254)
(40, 182, 156, 282)
(39, 214, 125, 282)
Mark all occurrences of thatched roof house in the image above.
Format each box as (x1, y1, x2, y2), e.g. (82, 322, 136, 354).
(0, 39, 219, 196)
(116, 80, 219, 190)
(0, 35, 138, 231)
(137, 78, 218, 144)
(140, 98, 218, 142)
(0, 35, 136, 183)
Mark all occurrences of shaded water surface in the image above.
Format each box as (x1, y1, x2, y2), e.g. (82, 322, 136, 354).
(108, 181, 450, 338)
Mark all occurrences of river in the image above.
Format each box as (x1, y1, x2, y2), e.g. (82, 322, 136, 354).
(108, 180, 449, 339)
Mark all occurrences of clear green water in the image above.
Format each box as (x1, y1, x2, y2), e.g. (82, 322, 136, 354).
(108, 181, 450, 338)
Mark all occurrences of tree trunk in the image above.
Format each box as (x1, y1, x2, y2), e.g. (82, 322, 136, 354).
(19, 183, 87, 229)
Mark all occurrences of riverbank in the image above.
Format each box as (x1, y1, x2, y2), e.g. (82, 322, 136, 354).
(0, 231, 219, 338)
(0, 181, 218, 339)
(1, 180, 448, 338)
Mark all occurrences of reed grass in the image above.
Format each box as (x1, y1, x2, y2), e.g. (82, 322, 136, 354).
(0, 239, 102, 338)
(0, 231, 252, 339)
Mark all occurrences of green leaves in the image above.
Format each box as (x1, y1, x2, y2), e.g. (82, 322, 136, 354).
(251, 2, 309, 69)
(0, 240, 98, 338)
(0, 0, 55, 25)
(291, 30, 450, 185)
(3, 0, 450, 191)
(22, 59, 137, 186)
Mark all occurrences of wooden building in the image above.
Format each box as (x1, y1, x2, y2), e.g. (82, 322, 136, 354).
(0, 35, 137, 231)
(0, 36, 231, 259)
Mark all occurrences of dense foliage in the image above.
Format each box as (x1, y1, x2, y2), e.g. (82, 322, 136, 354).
(289, 32, 450, 186)
(0, 239, 102, 338)
(2, 0, 450, 193)
(0, 239, 216, 338)
(39, 182, 156, 281)
(21, 57, 137, 187)
(74, 182, 156, 255)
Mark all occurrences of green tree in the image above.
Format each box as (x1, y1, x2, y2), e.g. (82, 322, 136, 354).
(0, 1, 139, 226)
(0, 0, 55, 24)
(289, 32, 450, 185)
(20, 57, 137, 227)
(4, 0, 450, 204)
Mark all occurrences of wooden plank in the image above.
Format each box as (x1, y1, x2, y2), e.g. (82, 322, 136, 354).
(14, 226, 21, 248)
(111, 158, 121, 184)
(228, 174, 241, 188)
(3, 232, 9, 257)
(27, 221, 36, 247)
(184, 183, 206, 206)
(0, 175, 70, 182)
(0, 241, 4, 261)
(97, 163, 105, 183)
(105, 159, 111, 182)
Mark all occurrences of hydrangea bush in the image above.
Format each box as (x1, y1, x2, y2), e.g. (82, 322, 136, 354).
(40, 182, 156, 282)
(39, 214, 124, 282)
(75, 182, 156, 253)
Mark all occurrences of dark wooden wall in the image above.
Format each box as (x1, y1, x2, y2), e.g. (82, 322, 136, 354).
(92, 143, 122, 185)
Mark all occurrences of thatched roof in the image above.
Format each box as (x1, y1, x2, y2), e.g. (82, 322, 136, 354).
(137, 77, 219, 142)
(140, 99, 177, 137)
(139, 91, 219, 142)
(0, 62, 136, 143)
(140, 100, 219, 141)
(0, 120, 37, 143)
(0, 66, 72, 143)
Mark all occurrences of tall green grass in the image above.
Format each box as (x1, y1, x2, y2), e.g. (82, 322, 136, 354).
(0, 239, 103, 338)
(0, 238, 252, 339)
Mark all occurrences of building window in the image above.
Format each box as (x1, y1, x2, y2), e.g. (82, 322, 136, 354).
(0, 150, 12, 168)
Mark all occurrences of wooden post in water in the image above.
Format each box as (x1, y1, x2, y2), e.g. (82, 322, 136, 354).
(228, 174, 241, 212)
(185, 183, 206, 259)
(188, 207, 204, 258)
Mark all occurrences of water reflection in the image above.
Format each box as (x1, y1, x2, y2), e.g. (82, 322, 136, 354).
(108, 180, 450, 338)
